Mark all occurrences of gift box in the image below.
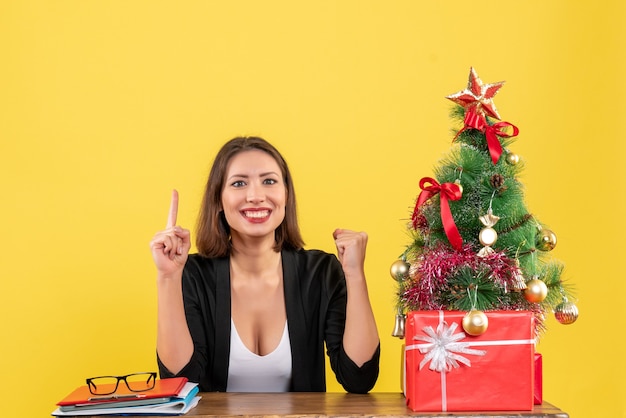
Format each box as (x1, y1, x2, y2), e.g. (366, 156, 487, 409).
(534, 353, 543, 405)
(404, 310, 535, 412)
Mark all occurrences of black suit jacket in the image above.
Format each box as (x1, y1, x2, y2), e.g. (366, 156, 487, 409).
(158, 248, 380, 393)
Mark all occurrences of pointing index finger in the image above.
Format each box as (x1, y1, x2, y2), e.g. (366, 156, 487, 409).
(166, 189, 179, 228)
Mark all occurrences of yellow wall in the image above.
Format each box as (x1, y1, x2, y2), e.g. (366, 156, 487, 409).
(1, 1, 624, 417)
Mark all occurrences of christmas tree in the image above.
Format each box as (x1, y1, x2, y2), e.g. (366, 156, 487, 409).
(391, 68, 578, 338)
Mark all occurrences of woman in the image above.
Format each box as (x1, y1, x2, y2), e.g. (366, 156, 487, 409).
(150, 136, 380, 393)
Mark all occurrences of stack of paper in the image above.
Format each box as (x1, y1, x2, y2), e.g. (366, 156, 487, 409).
(52, 377, 200, 416)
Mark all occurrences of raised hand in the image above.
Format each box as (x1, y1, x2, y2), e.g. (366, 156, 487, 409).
(150, 190, 191, 277)
(332, 228, 368, 279)
(333, 228, 379, 366)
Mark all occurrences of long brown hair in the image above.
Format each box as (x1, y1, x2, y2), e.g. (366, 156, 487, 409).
(196, 136, 304, 257)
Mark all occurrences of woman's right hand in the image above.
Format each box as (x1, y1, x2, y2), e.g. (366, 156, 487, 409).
(150, 190, 191, 278)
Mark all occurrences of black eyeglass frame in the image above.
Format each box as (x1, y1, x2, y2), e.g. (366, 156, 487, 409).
(86, 372, 157, 395)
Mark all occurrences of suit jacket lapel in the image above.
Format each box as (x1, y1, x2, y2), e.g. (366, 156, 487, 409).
(214, 256, 231, 390)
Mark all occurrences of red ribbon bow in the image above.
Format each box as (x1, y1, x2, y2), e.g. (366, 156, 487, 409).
(455, 109, 519, 165)
(484, 122, 519, 165)
(463, 108, 487, 131)
(412, 177, 463, 250)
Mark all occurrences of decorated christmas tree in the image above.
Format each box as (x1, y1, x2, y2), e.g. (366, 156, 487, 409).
(391, 68, 578, 339)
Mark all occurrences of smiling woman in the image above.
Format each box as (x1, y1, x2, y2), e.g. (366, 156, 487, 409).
(221, 150, 287, 245)
(194, 138, 304, 258)
(149, 136, 380, 394)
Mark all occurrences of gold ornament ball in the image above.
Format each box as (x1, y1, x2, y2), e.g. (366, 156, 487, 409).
(479, 227, 498, 246)
(390, 260, 410, 281)
(506, 153, 520, 165)
(555, 301, 579, 325)
(462, 310, 489, 336)
(524, 279, 548, 303)
(536, 228, 557, 251)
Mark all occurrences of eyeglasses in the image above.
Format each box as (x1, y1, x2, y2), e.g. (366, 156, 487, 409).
(86, 372, 157, 395)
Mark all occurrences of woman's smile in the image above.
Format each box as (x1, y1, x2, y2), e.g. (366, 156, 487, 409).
(222, 149, 287, 240)
(241, 208, 272, 221)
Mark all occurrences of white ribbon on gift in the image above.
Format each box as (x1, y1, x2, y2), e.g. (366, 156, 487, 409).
(411, 318, 487, 372)
(405, 310, 536, 412)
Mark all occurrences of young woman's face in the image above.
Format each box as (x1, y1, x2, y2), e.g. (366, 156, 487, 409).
(221, 149, 287, 243)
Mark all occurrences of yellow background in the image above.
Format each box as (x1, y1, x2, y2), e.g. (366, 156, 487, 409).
(1, 1, 624, 417)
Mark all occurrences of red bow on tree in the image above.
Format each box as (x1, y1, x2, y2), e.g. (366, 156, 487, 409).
(455, 109, 520, 165)
(484, 121, 519, 165)
(412, 177, 463, 250)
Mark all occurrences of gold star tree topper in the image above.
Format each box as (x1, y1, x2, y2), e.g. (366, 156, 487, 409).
(446, 67, 505, 122)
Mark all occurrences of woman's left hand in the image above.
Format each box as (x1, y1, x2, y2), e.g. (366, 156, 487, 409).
(333, 228, 379, 367)
(333, 228, 368, 278)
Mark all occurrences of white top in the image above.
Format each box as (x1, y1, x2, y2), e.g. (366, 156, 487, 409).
(226, 319, 293, 392)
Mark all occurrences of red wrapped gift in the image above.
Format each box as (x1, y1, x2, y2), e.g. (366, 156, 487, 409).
(404, 310, 535, 412)
(534, 353, 543, 404)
